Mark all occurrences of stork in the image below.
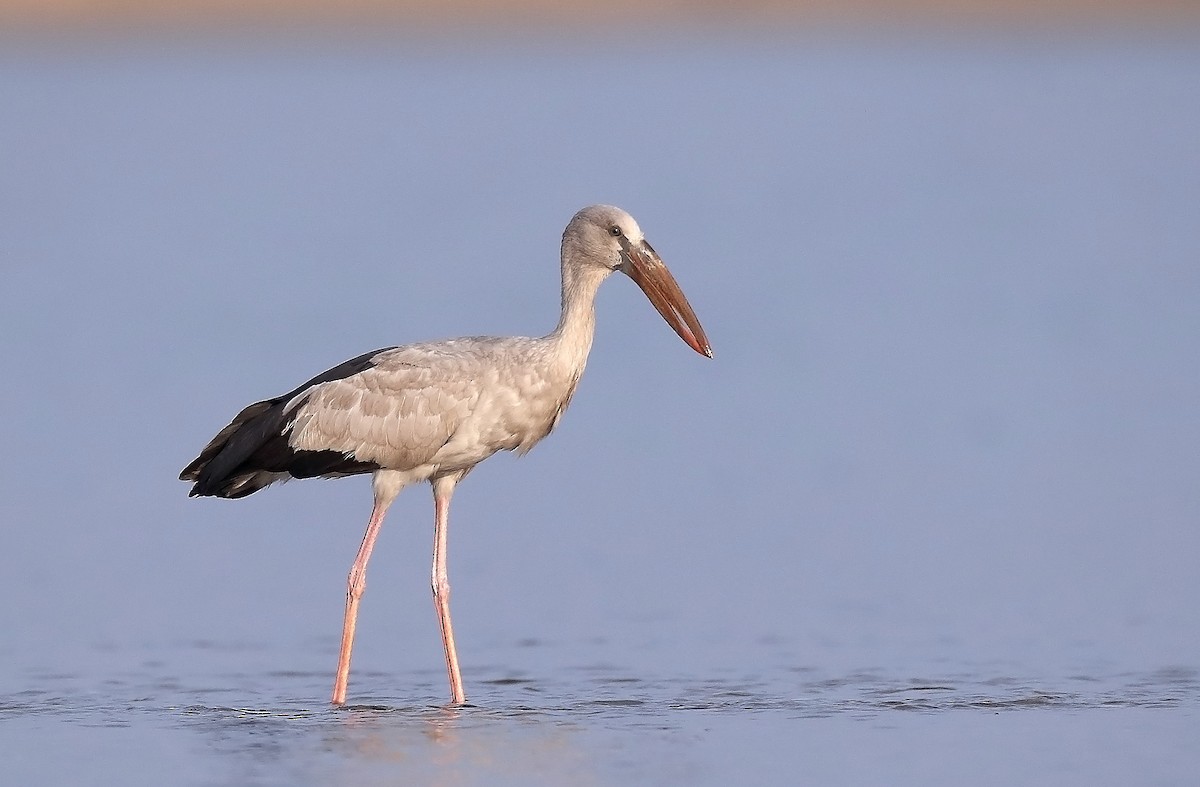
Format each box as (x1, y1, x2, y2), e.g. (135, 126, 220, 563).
(180, 205, 712, 705)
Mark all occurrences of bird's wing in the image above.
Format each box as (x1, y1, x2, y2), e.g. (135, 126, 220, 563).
(285, 343, 485, 471)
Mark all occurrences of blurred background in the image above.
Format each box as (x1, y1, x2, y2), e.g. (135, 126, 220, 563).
(0, 1, 1198, 783)
(3, 0, 1200, 30)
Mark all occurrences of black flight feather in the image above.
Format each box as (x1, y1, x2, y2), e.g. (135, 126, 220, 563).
(180, 348, 395, 499)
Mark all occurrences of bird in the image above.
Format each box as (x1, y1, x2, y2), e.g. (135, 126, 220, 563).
(180, 204, 712, 706)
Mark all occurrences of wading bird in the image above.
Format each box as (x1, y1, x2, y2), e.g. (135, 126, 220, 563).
(180, 205, 712, 705)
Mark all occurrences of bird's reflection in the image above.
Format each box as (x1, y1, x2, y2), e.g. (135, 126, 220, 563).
(321, 700, 591, 787)
(184, 693, 593, 787)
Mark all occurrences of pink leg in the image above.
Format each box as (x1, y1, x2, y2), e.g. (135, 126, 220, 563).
(431, 473, 466, 705)
(331, 474, 401, 705)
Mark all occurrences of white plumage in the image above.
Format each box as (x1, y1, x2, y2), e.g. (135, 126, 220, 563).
(181, 204, 711, 706)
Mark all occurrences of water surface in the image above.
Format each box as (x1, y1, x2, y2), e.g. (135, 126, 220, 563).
(5, 641, 1198, 785)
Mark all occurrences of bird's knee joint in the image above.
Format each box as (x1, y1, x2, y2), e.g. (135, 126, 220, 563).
(348, 568, 367, 599)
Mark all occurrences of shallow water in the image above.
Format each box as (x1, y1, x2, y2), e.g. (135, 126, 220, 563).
(5, 640, 1198, 785)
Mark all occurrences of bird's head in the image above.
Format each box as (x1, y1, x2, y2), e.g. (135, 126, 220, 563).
(564, 204, 713, 358)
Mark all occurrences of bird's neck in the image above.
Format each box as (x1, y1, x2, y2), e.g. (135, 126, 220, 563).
(547, 263, 607, 374)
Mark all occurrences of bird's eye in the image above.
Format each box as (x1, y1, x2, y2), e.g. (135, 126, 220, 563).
(609, 226, 622, 237)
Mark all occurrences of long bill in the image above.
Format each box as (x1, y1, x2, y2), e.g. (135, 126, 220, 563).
(621, 240, 713, 358)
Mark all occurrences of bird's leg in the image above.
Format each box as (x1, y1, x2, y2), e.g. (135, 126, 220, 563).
(332, 473, 401, 706)
(431, 473, 466, 705)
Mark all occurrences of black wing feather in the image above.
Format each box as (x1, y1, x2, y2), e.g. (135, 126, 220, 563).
(180, 347, 395, 499)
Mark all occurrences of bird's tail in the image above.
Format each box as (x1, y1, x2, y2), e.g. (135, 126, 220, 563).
(179, 399, 289, 499)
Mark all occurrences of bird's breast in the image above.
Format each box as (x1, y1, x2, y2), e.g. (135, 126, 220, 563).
(433, 365, 581, 466)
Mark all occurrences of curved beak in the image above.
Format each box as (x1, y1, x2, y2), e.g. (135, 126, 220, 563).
(621, 239, 713, 358)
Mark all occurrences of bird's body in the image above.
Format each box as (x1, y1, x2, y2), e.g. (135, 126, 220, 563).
(184, 336, 587, 499)
(181, 205, 710, 706)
